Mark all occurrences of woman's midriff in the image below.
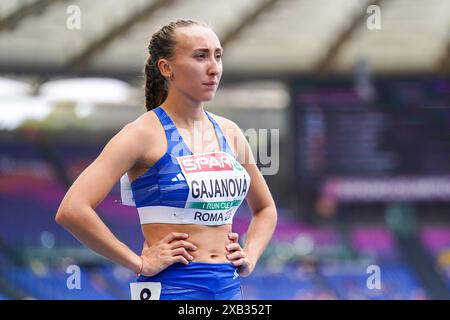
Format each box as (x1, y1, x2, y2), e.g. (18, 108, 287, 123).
(141, 223, 233, 263)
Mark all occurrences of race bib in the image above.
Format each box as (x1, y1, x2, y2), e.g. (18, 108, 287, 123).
(130, 282, 161, 300)
(176, 152, 249, 224)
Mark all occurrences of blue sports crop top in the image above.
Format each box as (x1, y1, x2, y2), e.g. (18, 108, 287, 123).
(120, 106, 251, 226)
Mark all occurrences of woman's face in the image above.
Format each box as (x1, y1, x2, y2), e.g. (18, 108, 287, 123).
(167, 26, 223, 103)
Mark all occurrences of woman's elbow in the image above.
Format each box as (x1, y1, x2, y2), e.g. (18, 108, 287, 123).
(55, 207, 72, 226)
(256, 204, 277, 223)
(55, 201, 82, 226)
(268, 204, 278, 224)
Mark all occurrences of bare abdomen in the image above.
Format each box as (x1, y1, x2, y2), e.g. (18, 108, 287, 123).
(141, 223, 233, 263)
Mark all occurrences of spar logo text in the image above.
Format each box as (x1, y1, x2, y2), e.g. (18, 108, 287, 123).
(179, 152, 234, 173)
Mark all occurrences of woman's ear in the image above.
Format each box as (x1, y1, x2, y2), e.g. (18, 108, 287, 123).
(157, 58, 173, 80)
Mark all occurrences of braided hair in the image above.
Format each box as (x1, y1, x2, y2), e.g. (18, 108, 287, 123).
(144, 19, 210, 111)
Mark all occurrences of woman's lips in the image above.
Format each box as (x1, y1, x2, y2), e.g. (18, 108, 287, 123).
(203, 83, 217, 90)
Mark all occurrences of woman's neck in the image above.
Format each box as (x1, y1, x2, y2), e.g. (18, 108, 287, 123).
(160, 92, 207, 127)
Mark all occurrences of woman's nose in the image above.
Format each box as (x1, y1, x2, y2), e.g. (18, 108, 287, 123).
(208, 59, 220, 75)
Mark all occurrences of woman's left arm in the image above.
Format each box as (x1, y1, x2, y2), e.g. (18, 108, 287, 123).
(225, 122, 278, 276)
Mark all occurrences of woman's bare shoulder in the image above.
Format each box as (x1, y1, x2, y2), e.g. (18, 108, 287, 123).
(114, 110, 164, 158)
(126, 110, 162, 139)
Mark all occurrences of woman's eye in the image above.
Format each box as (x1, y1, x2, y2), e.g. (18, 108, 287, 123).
(195, 53, 222, 60)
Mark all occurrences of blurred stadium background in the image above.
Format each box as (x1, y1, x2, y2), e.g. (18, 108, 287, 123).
(1, 0, 450, 300)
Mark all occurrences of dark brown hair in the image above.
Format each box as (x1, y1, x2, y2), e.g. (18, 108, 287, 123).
(144, 19, 210, 111)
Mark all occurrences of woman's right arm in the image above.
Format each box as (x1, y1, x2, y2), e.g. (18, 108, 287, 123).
(56, 120, 197, 275)
(55, 122, 149, 273)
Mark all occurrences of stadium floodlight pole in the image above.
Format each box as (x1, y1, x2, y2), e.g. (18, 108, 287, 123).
(65, 0, 178, 74)
(0, 0, 62, 32)
(316, 0, 385, 76)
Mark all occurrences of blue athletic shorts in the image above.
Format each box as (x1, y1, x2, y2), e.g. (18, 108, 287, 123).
(130, 262, 243, 300)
